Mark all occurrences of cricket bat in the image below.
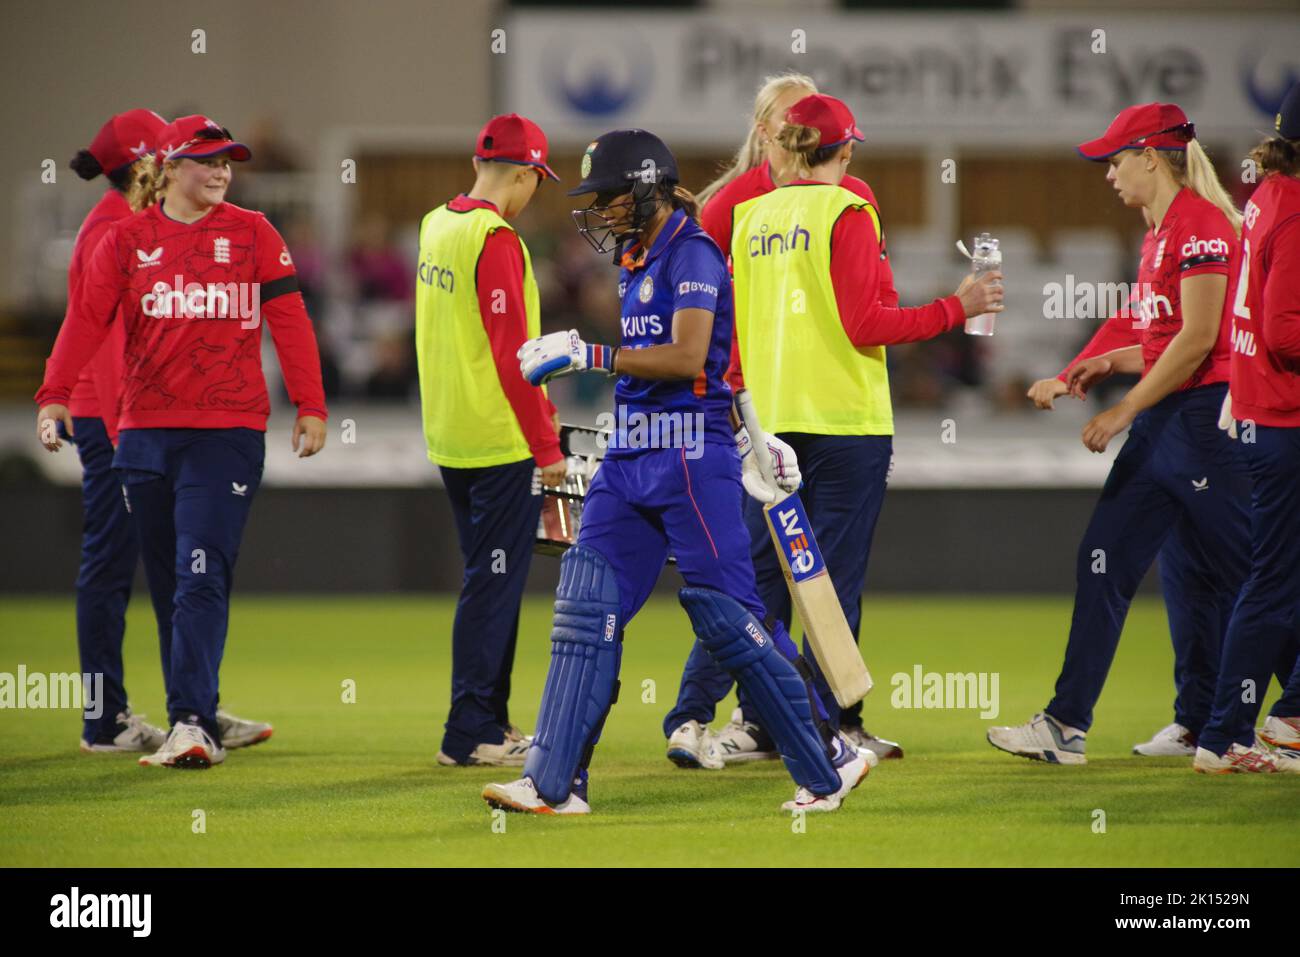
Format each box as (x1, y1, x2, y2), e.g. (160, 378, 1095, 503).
(735, 389, 873, 708)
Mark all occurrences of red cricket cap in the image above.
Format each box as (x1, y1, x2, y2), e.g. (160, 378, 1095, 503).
(87, 109, 167, 173)
(785, 94, 865, 150)
(155, 115, 252, 163)
(1077, 103, 1196, 160)
(475, 113, 559, 181)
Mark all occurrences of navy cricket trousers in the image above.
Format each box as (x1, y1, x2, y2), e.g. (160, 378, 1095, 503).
(1199, 424, 1300, 754)
(1047, 384, 1250, 733)
(438, 458, 543, 762)
(666, 433, 893, 734)
(114, 428, 264, 743)
(68, 417, 138, 742)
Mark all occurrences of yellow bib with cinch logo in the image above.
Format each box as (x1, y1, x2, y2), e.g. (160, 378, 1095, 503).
(730, 183, 893, 436)
(415, 204, 543, 467)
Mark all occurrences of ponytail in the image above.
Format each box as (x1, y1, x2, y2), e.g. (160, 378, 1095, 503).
(126, 154, 169, 212)
(774, 123, 839, 181)
(1249, 135, 1300, 178)
(668, 183, 700, 222)
(697, 72, 819, 206)
(1163, 139, 1243, 234)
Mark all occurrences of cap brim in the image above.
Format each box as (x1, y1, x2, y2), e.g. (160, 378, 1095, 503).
(538, 163, 560, 182)
(1076, 137, 1121, 161)
(173, 142, 252, 161)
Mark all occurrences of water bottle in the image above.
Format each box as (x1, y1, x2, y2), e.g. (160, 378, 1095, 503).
(961, 233, 1000, 337)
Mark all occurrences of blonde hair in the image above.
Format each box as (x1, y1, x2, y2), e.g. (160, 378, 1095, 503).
(1162, 139, 1243, 234)
(126, 154, 171, 213)
(697, 72, 818, 206)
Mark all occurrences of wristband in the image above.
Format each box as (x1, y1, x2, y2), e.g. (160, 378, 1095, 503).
(586, 343, 619, 376)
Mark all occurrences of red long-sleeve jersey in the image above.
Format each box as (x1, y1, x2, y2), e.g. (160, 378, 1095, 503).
(1055, 231, 1156, 382)
(36, 200, 327, 431)
(1230, 172, 1300, 427)
(447, 195, 560, 467)
(58, 189, 133, 437)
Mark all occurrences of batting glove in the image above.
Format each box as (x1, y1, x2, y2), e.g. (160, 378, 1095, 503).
(735, 426, 801, 503)
(518, 329, 617, 387)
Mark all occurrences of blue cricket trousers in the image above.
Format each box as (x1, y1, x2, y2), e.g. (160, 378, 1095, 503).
(665, 434, 893, 734)
(1199, 423, 1300, 754)
(68, 417, 139, 743)
(1047, 384, 1250, 732)
(439, 458, 542, 762)
(114, 428, 265, 743)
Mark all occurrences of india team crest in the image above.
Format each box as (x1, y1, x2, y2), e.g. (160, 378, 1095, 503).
(581, 142, 597, 180)
(638, 275, 653, 303)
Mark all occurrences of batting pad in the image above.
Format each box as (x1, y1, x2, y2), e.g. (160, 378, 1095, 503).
(524, 545, 623, 804)
(678, 587, 840, 795)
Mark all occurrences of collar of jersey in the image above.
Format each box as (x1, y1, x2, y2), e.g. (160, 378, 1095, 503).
(155, 199, 222, 226)
(449, 194, 501, 215)
(619, 208, 689, 271)
(1156, 187, 1193, 236)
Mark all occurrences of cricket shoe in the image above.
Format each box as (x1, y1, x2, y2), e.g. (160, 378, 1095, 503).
(781, 734, 875, 813)
(1258, 715, 1300, 752)
(79, 710, 167, 754)
(139, 720, 226, 769)
(1132, 722, 1196, 757)
(987, 712, 1087, 765)
(503, 723, 534, 746)
(840, 724, 904, 761)
(1193, 742, 1299, 774)
(436, 735, 531, 767)
(666, 719, 724, 770)
(216, 709, 273, 749)
(482, 776, 591, 815)
(711, 709, 778, 764)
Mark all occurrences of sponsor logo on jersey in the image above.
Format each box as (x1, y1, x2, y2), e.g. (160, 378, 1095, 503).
(638, 275, 654, 303)
(620, 314, 663, 337)
(232, 482, 248, 497)
(417, 258, 454, 292)
(748, 222, 811, 257)
(677, 281, 718, 297)
(213, 237, 230, 264)
(1135, 288, 1174, 326)
(1191, 477, 1209, 491)
(1180, 234, 1230, 260)
(140, 276, 261, 328)
(136, 247, 163, 268)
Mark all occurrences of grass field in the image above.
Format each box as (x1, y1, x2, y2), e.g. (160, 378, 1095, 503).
(1, 594, 1295, 867)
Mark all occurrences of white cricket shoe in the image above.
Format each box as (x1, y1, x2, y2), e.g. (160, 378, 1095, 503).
(666, 719, 724, 770)
(436, 734, 531, 767)
(1193, 742, 1298, 774)
(781, 735, 874, 813)
(987, 712, 1087, 765)
(503, 724, 534, 746)
(1258, 715, 1300, 752)
(711, 709, 778, 764)
(216, 709, 273, 749)
(139, 721, 226, 769)
(482, 777, 591, 815)
(80, 710, 167, 753)
(1132, 722, 1196, 756)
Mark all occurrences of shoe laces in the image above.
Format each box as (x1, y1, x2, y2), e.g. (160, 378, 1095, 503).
(1231, 744, 1277, 771)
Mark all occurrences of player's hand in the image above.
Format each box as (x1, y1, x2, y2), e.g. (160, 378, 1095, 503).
(519, 330, 588, 386)
(736, 427, 801, 503)
(539, 456, 568, 488)
(36, 404, 73, 452)
(1081, 402, 1136, 453)
(955, 270, 1004, 318)
(1065, 356, 1114, 399)
(1027, 377, 1071, 410)
(292, 415, 327, 457)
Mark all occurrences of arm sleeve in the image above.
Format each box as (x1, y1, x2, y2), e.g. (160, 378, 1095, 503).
(1260, 214, 1300, 361)
(36, 227, 127, 407)
(255, 216, 328, 420)
(831, 207, 963, 346)
(477, 227, 561, 467)
(840, 178, 900, 308)
(1056, 311, 1143, 382)
(90, 318, 126, 443)
(699, 196, 731, 262)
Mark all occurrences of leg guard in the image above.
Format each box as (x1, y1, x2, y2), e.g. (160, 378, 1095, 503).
(524, 546, 622, 804)
(679, 587, 839, 795)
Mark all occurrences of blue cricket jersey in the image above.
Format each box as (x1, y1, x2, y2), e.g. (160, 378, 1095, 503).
(606, 208, 735, 458)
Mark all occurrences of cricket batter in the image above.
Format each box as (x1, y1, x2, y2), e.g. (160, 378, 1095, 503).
(482, 128, 869, 814)
(417, 114, 564, 767)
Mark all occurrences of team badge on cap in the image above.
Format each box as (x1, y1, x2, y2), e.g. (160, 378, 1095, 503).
(580, 142, 597, 180)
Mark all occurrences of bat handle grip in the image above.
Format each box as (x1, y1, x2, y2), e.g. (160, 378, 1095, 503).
(735, 388, 778, 491)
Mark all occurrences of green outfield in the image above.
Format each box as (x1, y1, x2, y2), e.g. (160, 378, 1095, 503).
(0, 594, 1294, 867)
